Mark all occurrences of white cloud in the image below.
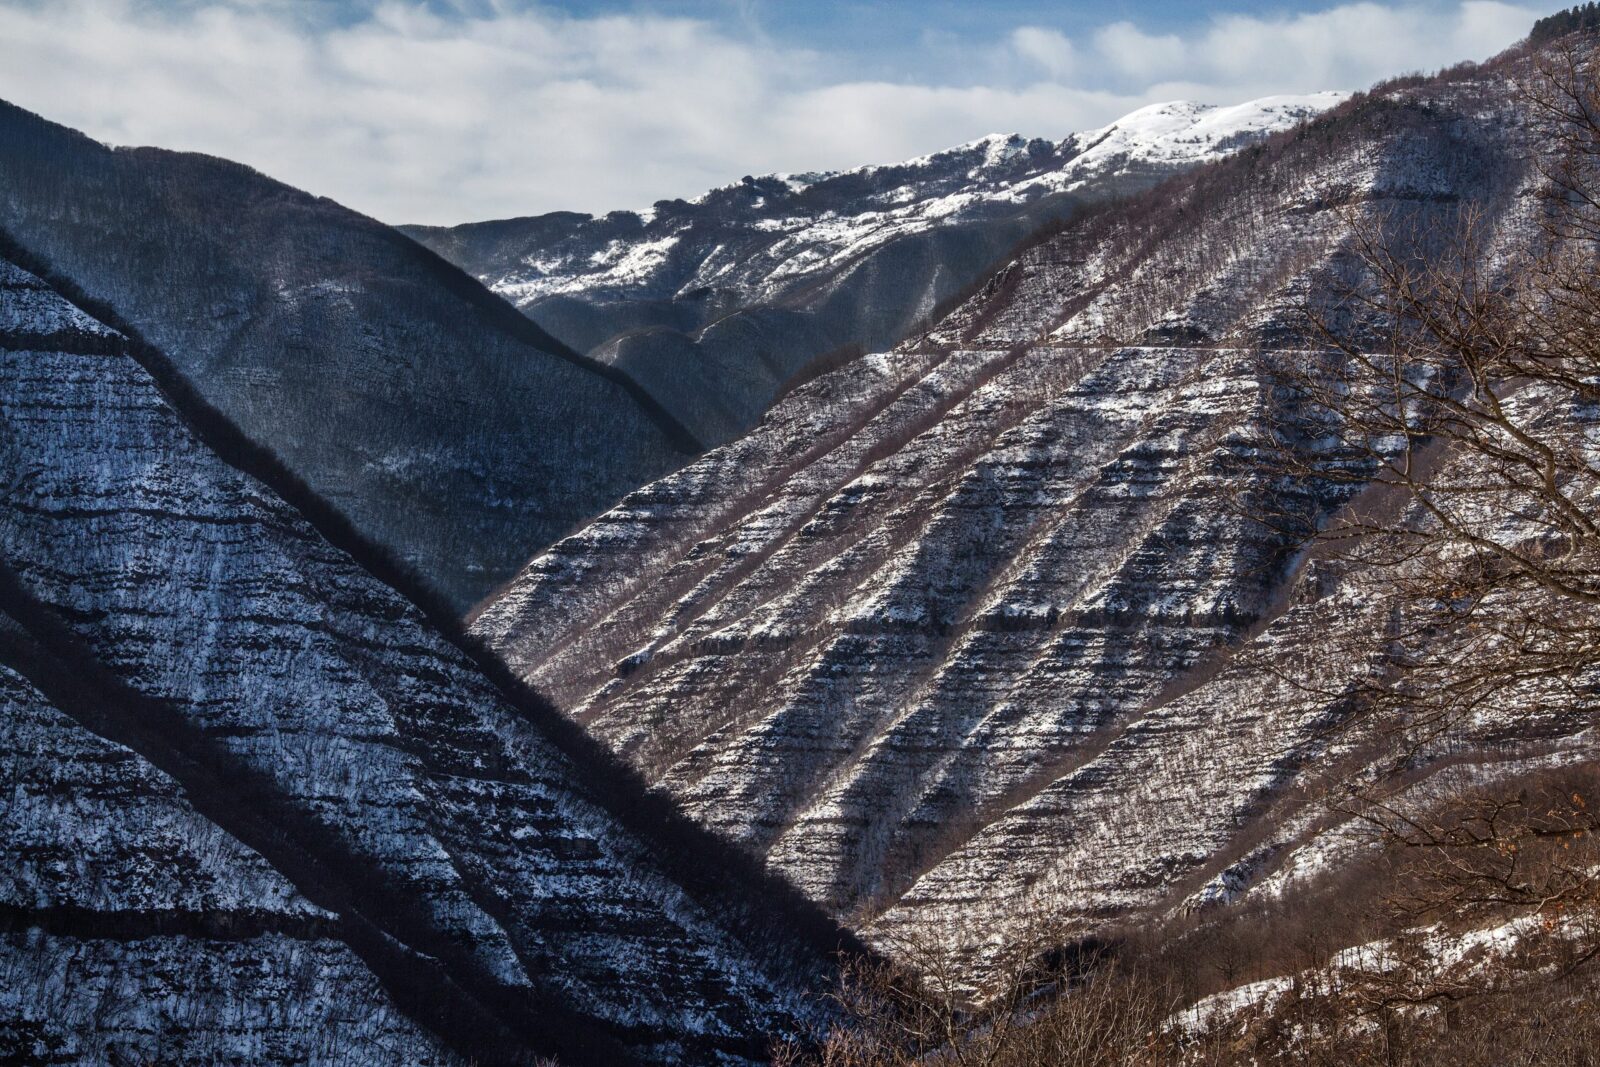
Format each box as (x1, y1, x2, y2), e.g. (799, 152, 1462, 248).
(1092, 22, 1188, 81)
(1189, 1, 1539, 87)
(1009, 26, 1077, 79)
(0, 0, 1557, 224)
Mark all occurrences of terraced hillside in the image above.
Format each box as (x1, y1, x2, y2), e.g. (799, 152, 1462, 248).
(410, 95, 1342, 448)
(471, 63, 1594, 970)
(0, 251, 849, 1065)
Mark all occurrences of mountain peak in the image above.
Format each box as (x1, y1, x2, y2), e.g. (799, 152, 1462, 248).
(1069, 91, 1350, 170)
(406, 89, 1343, 447)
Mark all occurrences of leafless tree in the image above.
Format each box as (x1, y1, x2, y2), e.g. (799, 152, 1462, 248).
(1219, 36, 1600, 1062)
(774, 915, 1172, 1067)
(1247, 41, 1600, 760)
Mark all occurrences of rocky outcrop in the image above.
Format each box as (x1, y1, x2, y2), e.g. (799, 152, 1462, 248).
(0, 254, 848, 1064)
(471, 64, 1593, 970)
(0, 100, 696, 613)
(408, 96, 1342, 448)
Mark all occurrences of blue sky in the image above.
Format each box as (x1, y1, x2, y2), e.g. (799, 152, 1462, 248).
(551, 1, 1383, 61)
(0, 1, 1566, 222)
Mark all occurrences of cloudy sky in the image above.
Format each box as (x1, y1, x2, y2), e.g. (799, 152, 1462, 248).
(0, 0, 1565, 224)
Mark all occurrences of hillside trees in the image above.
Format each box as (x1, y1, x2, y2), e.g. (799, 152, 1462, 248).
(1255, 36, 1600, 812)
(1230, 37, 1600, 1055)
(1532, 4, 1600, 45)
(777, 40, 1600, 1067)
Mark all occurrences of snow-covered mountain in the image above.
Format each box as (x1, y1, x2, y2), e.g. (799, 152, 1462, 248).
(6, 16, 1595, 1059)
(0, 248, 849, 1064)
(407, 94, 1343, 447)
(469, 62, 1591, 977)
(0, 99, 697, 615)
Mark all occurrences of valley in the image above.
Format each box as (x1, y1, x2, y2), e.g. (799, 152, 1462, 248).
(2, 9, 1598, 1065)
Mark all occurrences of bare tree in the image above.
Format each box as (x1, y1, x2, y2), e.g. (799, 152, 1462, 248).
(1230, 35, 1600, 785)
(1220, 36, 1600, 1061)
(774, 916, 1172, 1067)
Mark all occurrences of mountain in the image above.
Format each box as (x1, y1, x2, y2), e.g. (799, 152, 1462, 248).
(406, 95, 1343, 448)
(468, 59, 1593, 974)
(0, 248, 851, 1064)
(0, 100, 698, 614)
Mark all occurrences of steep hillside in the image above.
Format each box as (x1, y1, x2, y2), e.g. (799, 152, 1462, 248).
(0, 629, 459, 1066)
(0, 253, 850, 1064)
(0, 100, 697, 613)
(408, 95, 1341, 447)
(471, 63, 1593, 970)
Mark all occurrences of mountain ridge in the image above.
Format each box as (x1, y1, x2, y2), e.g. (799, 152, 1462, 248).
(0, 244, 855, 1064)
(0, 97, 696, 612)
(406, 92, 1344, 448)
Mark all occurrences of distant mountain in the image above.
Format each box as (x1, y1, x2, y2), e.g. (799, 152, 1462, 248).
(407, 95, 1343, 447)
(0, 99, 698, 614)
(469, 61, 1590, 976)
(0, 250, 849, 1064)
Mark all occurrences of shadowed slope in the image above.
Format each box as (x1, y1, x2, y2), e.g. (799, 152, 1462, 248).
(0, 247, 854, 1064)
(0, 99, 698, 612)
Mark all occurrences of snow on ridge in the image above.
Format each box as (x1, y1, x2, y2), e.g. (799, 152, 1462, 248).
(483, 91, 1344, 306)
(892, 132, 1030, 172)
(779, 90, 1343, 192)
(706, 91, 1343, 215)
(1069, 91, 1349, 173)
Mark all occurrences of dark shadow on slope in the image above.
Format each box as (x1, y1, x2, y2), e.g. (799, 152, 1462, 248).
(0, 99, 700, 612)
(0, 232, 867, 1059)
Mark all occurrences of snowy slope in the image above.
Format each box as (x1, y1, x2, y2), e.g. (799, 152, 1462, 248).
(469, 68, 1590, 978)
(408, 93, 1342, 447)
(489, 94, 1344, 306)
(0, 253, 846, 1064)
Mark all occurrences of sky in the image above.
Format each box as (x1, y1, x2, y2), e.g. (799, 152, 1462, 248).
(0, 0, 1569, 224)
